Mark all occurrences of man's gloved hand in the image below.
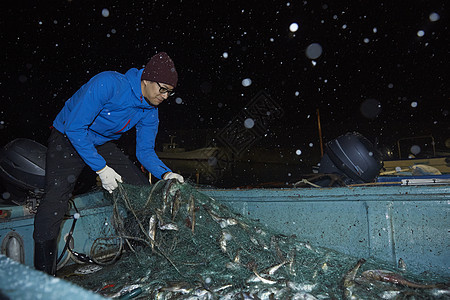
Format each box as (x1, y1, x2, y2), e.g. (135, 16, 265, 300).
(96, 165, 123, 193)
(163, 172, 184, 183)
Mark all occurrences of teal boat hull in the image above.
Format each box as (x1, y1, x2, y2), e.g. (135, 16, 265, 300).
(0, 183, 449, 298)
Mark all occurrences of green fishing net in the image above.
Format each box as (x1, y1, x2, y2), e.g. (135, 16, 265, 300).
(62, 181, 449, 299)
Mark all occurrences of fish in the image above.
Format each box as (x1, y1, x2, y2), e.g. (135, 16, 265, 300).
(219, 230, 232, 253)
(361, 269, 446, 289)
(188, 194, 196, 233)
(213, 284, 233, 293)
(161, 179, 177, 214)
(189, 288, 213, 298)
(171, 190, 181, 221)
(238, 291, 261, 299)
(159, 281, 193, 294)
(287, 249, 297, 276)
(342, 258, 366, 300)
(159, 222, 179, 231)
(117, 287, 142, 299)
(397, 258, 406, 271)
(378, 290, 401, 299)
(270, 236, 287, 262)
(109, 284, 141, 299)
(233, 249, 241, 263)
(148, 214, 156, 249)
(225, 261, 240, 270)
(249, 236, 260, 246)
(263, 260, 287, 276)
(255, 227, 268, 237)
(431, 288, 450, 297)
(203, 205, 238, 228)
(155, 210, 178, 231)
(225, 249, 241, 269)
(290, 292, 318, 300)
(73, 264, 103, 275)
(287, 281, 317, 293)
(250, 269, 278, 285)
(256, 287, 287, 300)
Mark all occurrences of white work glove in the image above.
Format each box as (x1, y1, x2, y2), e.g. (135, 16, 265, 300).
(163, 172, 184, 183)
(96, 165, 123, 193)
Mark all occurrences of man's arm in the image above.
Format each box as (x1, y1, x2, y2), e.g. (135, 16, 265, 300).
(135, 110, 172, 179)
(63, 73, 115, 171)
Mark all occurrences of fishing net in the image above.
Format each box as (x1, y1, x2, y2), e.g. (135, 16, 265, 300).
(62, 181, 449, 299)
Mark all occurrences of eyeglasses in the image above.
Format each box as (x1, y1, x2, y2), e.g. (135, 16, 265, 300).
(156, 82, 175, 97)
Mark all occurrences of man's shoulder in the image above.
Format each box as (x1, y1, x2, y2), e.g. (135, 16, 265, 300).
(94, 70, 126, 81)
(86, 71, 129, 91)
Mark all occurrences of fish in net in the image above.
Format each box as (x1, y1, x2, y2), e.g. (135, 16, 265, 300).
(62, 181, 449, 299)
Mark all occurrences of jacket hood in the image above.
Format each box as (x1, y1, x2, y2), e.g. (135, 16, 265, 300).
(125, 68, 150, 108)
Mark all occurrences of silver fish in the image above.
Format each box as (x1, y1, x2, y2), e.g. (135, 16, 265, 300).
(213, 284, 233, 292)
(255, 227, 268, 236)
(263, 260, 287, 276)
(291, 292, 318, 300)
(148, 215, 157, 249)
(160, 281, 192, 294)
(431, 288, 450, 297)
(250, 269, 277, 285)
(249, 236, 259, 246)
(159, 223, 178, 231)
(109, 284, 141, 299)
(378, 290, 401, 299)
(287, 281, 317, 293)
(287, 249, 297, 276)
(73, 264, 103, 275)
(203, 205, 238, 228)
(225, 261, 240, 270)
(219, 230, 232, 253)
(189, 288, 213, 298)
(156, 209, 178, 231)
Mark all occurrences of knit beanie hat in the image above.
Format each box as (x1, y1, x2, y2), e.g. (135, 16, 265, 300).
(141, 52, 178, 87)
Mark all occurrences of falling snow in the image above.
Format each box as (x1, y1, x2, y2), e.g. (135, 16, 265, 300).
(429, 12, 440, 22)
(244, 118, 255, 129)
(101, 8, 110, 17)
(305, 43, 323, 59)
(289, 23, 299, 32)
(0, 1, 448, 191)
(241, 78, 252, 87)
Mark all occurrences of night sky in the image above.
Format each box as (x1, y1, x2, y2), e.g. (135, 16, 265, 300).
(1, 1, 449, 163)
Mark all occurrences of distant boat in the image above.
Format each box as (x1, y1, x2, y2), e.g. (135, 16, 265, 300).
(380, 135, 450, 175)
(382, 156, 450, 175)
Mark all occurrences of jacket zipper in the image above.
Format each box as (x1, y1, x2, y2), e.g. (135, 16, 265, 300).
(114, 119, 131, 133)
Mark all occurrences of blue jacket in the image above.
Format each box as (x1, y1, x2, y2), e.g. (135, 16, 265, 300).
(53, 68, 171, 179)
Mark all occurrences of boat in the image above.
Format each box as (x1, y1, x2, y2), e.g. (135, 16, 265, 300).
(1, 181, 449, 299)
(0, 137, 449, 299)
(380, 135, 450, 175)
(155, 136, 305, 186)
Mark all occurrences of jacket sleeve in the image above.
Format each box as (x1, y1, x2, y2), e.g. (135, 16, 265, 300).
(63, 73, 115, 171)
(135, 109, 172, 179)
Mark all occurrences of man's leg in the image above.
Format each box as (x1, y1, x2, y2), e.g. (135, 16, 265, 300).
(96, 142, 148, 185)
(33, 129, 86, 275)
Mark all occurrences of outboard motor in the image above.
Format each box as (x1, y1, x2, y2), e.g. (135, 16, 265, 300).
(0, 138, 46, 206)
(318, 132, 383, 186)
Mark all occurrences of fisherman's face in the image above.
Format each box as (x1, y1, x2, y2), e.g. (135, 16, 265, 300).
(141, 80, 174, 106)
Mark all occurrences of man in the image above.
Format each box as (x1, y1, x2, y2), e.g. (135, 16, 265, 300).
(33, 52, 184, 275)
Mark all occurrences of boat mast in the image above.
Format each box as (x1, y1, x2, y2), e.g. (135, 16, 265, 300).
(317, 108, 324, 158)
